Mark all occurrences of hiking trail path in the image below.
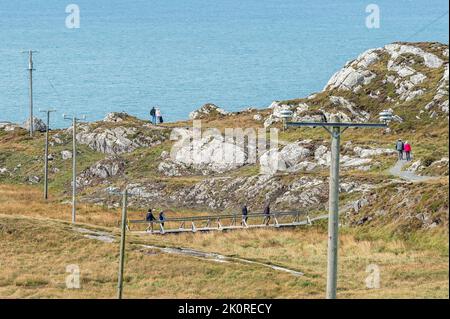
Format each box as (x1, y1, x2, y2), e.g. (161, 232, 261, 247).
(388, 159, 438, 182)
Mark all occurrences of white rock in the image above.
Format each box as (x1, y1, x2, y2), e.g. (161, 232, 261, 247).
(384, 43, 444, 68)
(353, 146, 396, 158)
(103, 112, 127, 122)
(189, 103, 228, 120)
(253, 114, 263, 121)
(0, 122, 21, 132)
(408, 160, 422, 172)
(61, 150, 73, 160)
(410, 73, 427, 85)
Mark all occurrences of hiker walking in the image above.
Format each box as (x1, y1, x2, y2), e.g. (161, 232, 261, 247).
(263, 202, 271, 226)
(155, 108, 162, 124)
(241, 205, 248, 226)
(404, 141, 412, 161)
(159, 211, 166, 228)
(145, 208, 156, 232)
(150, 107, 156, 124)
(395, 139, 404, 160)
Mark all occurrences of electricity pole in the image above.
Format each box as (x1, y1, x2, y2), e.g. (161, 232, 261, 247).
(40, 109, 56, 200)
(22, 50, 38, 137)
(64, 114, 85, 223)
(287, 116, 388, 299)
(117, 188, 128, 299)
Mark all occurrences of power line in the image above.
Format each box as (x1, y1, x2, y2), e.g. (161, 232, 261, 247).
(405, 10, 449, 41)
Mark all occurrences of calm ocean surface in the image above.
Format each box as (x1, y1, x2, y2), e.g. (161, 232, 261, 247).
(0, 0, 448, 128)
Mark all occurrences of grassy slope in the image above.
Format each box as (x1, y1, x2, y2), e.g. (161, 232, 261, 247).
(0, 189, 448, 298)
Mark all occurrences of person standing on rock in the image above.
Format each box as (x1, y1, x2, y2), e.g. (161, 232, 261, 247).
(241, 205, 249, 226)
(395, 139, 404, 160)
(263, 202, 271, 226)
(150, 107, 156, 124)
(404, 141, 412, 161)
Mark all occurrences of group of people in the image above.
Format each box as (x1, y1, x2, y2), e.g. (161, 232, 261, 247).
(144, 203, 273, 232)
(395, 139, 412, 161)
(241, 203, 271, 226)
(145, 208, 166, 232)
(149, 106, 163, 125)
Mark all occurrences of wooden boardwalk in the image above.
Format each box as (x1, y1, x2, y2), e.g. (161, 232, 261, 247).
(128, 211, 328, 235)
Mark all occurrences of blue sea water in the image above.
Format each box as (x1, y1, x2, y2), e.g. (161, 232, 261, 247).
(0, 0, 448, 128)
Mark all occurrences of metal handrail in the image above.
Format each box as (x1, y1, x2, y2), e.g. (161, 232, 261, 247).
(129, 211, 304, 224)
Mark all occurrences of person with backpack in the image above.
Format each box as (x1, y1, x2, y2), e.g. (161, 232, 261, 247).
(159, 210, 166, 228)
(241, 205, 249, 226)
(150, 107, 156, 124)
(395, 139, 404, 160)
(404, 141, 412, 161)
(155, 108, 162, 124)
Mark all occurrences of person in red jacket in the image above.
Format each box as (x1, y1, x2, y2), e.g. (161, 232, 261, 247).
(404, 141, 412, 161)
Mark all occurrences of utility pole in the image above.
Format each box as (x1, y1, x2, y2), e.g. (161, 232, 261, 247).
(287, 115, 389, 299)
(40, 109, 56, 200)
(117, 188, 128, 299)
(326, 121, 340, 299)
(22, 50, 38, 137)
(63, 114, 85, 223)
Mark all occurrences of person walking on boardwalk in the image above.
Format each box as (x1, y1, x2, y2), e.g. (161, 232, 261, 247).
(155, 108, 162, 124)
(263, 202, 271, 226)
(150, 107, 156, 124)
(159, 210, 166, 228)
(241, 205, 249, 226)
(145, 208, 156, 232)
(395, 139, 404, 160)
(404, 141, 412, 161)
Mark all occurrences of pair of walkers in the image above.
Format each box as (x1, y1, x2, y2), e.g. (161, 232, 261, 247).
(145, 208, 166, 232)
(149, 107, 163, 125)
(395, 139, 412, 161)
(241, 203, 271, 226)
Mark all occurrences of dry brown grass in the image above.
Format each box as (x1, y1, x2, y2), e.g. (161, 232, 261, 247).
(0, 184, 120, 227)
(0, 184, 448, 299)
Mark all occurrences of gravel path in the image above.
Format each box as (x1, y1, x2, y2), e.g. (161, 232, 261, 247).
(388, 160, 438, 182)
(73, 226, 307, 277)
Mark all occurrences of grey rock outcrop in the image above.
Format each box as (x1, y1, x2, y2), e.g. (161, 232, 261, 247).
(189, 103, 228, 120)
(21, 117, 47, 132)
(77, 156, 126, 187)
(324, 48, 380, 92)
(0, 122, 21, 132)
(103, 112, 130, 123)
(159, 128, 248, 176)
(73, 122, 168, 155)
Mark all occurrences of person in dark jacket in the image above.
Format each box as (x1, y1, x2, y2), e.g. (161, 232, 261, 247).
(146, 208, 156, 221)
(145, 208, 156, 232)
(241, 205, 248, 226)
(395, 139, 404, 160)
(263, 203, 271, 226)
(159, 211, 166, 228)
(150, 107, 156, 124)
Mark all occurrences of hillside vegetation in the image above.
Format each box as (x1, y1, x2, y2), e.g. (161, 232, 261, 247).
(0, 42, 448, 298)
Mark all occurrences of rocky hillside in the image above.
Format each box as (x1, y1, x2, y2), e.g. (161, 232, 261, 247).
(0, 42, 448, 233)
